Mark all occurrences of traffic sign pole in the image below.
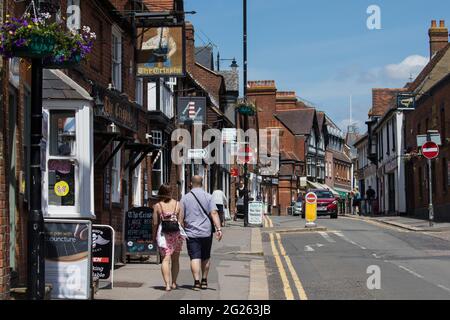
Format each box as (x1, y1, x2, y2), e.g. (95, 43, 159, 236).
(422, 140, 439, 227)
(428, 158, 434, 227)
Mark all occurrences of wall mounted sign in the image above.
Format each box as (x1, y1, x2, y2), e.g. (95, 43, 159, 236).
(94, 87, 139, 132)
(44, 219, 92, 300)
(397, 93, 416, 111)
(177, 97, 207, 124)
(136, 25, 186, 77)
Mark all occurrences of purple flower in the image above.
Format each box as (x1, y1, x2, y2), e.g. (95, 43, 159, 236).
(14, 38, 26, 47)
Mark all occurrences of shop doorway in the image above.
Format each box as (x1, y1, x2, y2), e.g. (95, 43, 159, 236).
(388, 173, 396, 213)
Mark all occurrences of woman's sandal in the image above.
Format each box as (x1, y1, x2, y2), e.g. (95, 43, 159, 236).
(193, 280, 201, 291)
(201, 278, 208, 290)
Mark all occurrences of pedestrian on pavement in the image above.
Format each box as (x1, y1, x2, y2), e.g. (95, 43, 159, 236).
(181, 176, 223, 290)
(366, 186, 376, 215)
(352, 187, 361, 216)
(235, 180, 246, 220)
(152, 184, 186, 292)
(212, 189, 228, 228)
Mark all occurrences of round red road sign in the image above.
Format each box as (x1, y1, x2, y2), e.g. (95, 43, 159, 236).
(422, 141, 439, 160)
(305, 192, 317, 204)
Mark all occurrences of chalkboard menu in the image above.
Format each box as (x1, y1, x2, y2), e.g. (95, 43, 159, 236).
(125, 207, 156, 255)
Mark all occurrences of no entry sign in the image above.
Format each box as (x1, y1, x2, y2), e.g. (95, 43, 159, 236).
(422, 141, 439, 160)
(305, 192, 318, 204)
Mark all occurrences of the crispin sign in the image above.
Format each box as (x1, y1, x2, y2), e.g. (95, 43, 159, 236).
(177, 97, 207, 124)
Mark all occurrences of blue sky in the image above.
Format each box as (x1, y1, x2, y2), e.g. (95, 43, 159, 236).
(185, 0, 450, 133)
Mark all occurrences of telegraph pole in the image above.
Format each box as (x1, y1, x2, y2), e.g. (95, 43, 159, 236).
(243, 0, 249, 227)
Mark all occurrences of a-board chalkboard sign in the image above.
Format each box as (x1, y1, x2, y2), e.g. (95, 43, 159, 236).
(125, 207, 157, 256)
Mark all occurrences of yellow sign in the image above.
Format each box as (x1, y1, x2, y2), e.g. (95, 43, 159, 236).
(305, 192, 318, 223)
(54, 181, 70, 197)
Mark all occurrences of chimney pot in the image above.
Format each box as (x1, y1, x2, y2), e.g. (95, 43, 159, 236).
(440, 20, 446, 28)
(432, 20, 437, 28)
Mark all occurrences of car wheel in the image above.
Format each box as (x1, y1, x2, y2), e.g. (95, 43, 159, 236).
(331, 213, 338, 219)
(302, 214, 305, 219)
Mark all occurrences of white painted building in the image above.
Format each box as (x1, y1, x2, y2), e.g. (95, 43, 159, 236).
(373, 109, 406, 214)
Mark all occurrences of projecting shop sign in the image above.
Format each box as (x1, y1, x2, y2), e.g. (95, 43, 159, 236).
(177, 97, 207, 124)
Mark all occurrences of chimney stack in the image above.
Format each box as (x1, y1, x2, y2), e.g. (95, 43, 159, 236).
(429, 20, 449, 58)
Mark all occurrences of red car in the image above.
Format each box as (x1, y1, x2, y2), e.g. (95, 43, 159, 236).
(302, 189, 338, 219)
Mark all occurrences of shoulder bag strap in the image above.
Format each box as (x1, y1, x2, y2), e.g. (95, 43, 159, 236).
(190, 192, 210, 219)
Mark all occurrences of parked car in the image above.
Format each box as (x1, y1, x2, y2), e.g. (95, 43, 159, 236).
(293, 201, 303, 216)
(302, 189, 338, 219)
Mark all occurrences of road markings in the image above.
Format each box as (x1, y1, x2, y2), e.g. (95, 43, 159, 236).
(319, 231, 336, 243)
(316, 243, 324, 248)
(437, 285, 450, 294)
(269, 233, 294, 300)
(304, 245, 315, 252)
(372, 253, 381, 259)
(332, 231, 367, 250)
(398, 265, 424, 279)
(268, 216, 274, 228)
(275, 233, 308, 300)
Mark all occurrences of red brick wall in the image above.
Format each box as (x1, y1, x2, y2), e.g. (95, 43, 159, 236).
(405, 76, 450, 220)
(1, 56, 10, 300)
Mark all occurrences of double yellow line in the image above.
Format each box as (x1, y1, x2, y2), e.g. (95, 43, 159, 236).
(264, 215, 308, 300)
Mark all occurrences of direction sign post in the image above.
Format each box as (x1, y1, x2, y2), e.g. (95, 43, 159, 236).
(305, 192, 318, 228)
(422, 141, 440, 227)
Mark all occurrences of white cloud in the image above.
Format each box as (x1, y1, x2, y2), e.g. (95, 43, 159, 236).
(383, 55, 428, 80)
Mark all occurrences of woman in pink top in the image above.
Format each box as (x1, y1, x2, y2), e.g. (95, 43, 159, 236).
(152, 184, 185, 291)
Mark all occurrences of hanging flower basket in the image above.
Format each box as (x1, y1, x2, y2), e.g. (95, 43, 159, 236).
(0, 3, 95, 65)
(43, 26, 96, 69)
(12, 34, 55, 58)
(236, 100, 257, 116)
(0, 11, 59, 59)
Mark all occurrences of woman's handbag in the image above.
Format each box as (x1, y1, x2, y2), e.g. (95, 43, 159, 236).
(161, 220, 180, 233)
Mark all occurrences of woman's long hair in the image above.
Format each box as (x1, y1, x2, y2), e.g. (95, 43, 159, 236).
(158, 184, 173, 203)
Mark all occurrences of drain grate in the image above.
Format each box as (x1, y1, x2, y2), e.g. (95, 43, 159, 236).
(114, 282, 144, 288)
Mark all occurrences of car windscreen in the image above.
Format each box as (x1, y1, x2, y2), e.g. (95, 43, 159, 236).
(315, 191, 334, 199)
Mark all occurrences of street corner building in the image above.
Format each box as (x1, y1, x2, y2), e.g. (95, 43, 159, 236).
(0, 0, 244, 299)
(355, 20, 450, 221)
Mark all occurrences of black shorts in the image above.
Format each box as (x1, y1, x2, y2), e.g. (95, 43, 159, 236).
(186, 236, 213, 261)
(216, 204, 224, 223)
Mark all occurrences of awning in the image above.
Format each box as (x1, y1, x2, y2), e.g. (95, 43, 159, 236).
(323, 184, 340, 197)
(307, 180, 322, 189)
(334, 187, 351, 199)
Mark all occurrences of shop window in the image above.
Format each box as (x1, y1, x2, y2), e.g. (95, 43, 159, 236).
(47, 110, 77, 208)
(48, 160, 76, 206)
(49, 111, 76, 156)
(111, 25, 122, 91)
(111, 141, 121, 204)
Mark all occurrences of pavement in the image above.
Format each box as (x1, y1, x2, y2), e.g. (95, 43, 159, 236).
(263, 215, 450, 300)
(95, 220, 268, 300)
(343, 214, 450, 232)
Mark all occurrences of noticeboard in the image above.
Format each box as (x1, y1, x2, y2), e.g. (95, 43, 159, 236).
(248, 201, 264, 226)
(125, 207, 157, 256)
(92, 225, 115, 289)
(44, 219, 92, 300)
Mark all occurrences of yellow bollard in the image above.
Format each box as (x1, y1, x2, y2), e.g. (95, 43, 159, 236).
(305, 192, 318, 228)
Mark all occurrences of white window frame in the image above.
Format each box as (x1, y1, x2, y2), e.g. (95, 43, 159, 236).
(111, 25, 122, 92)
(135, 78, 143, 106)
(132, 162, 142, 206)
(111, 141, 121, 204)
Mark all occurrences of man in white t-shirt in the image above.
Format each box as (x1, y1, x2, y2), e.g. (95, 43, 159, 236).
(212, 189, 228, 227)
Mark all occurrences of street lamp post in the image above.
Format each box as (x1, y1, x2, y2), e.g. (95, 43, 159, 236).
(243, 0, 249, 227)
(28, 58, 45, 300)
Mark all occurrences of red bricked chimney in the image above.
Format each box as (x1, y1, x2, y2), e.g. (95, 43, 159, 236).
(185, 22, 195, 70)
(429, 20, 449, 58)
